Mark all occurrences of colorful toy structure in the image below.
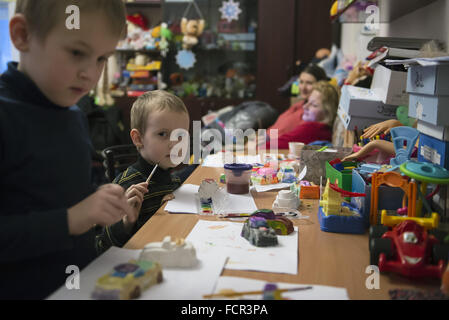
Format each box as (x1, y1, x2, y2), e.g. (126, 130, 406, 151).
(318, 179, 367, 234)
(320, 179, 366, 217)
(370, 171, 417, 225)
(198, 179, 220, 214)
(251, 166, 279, 185)
(92, 260, 163, 300)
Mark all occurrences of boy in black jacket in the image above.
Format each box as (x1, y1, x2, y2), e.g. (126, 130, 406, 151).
(0, 0, 144, 299)
(96, 90, 190, 253)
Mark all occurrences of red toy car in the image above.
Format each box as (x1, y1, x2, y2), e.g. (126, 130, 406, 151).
(369, 220, 449, 279)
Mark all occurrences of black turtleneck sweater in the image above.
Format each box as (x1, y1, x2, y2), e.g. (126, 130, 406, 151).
(0, 62, 97, 299)
(95, 155, 181, 254)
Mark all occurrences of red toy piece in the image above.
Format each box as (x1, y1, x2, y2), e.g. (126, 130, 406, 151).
(370, 220, 449, 279)
(328, 182, 366, 198)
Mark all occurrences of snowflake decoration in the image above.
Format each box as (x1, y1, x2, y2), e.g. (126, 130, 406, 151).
(176, 50, 196, 70)
(219, 0, 242, 23)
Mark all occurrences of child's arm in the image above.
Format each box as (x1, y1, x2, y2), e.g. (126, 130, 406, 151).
(67, 184, 133, 236)
(123, 182, 148, 232)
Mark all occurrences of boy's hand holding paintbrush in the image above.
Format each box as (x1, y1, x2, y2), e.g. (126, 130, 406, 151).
(123, 164, 158, 232)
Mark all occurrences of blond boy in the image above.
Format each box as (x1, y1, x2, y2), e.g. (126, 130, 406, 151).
(96, 90, 190, 253)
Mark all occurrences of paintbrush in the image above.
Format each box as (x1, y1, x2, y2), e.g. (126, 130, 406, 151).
(133, 164, 158, 208)
(203, 286, 313, 299)
(146, 163, 159, 184)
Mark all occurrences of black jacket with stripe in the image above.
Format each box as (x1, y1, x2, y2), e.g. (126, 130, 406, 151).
(95, 155, 181, 253)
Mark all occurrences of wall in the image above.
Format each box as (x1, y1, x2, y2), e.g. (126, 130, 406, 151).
(387, 0, 448, 48)
(341, 0, 448, 60)
(0, 0, 18, 73)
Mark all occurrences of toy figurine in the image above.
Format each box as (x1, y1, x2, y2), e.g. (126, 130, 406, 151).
(181, 18, 205, 50)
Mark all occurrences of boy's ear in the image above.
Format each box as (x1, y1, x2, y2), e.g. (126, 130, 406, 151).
(130, 129, 143, 148)
(9, 14, 31, 52)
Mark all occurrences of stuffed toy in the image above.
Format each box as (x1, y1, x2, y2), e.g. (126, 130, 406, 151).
(127, 13, 149, 31)
(181, 17, 205, 50)
(344, 61, 374, 88)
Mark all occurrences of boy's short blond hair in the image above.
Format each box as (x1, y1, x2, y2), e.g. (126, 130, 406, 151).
(15, 0, 126, 40)
(312, 81, 340, 127)
(131, 90, 189, 134)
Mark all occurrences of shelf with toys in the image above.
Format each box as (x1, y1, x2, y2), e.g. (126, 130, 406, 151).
(108, 1, 165, 99)
(161, 0, 258, 101)
(330, 0, 439, 23)
(124, 0, 162, 8)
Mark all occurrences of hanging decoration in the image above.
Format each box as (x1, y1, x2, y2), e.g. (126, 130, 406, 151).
(180, 0, 205, 50)
(176, 50, 197, 70)
(176, 0, 205, 69)
(219, 0, 242, 23)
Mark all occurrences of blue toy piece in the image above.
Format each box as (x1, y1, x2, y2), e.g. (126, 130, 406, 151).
(389, 126, 420, 167)
(318, 206, 367, 234)
(400, 160, 449, 217)
(359, 163, 382, 175)
(401, 161, 449, 184)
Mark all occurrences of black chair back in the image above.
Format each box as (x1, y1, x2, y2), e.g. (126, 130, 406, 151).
(101, 144, 138, 182)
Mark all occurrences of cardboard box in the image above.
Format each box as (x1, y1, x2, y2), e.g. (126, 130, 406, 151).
(418, 133, 449, 169)
(340, 85, 399, 118)
(298, 146, 352, 185)
(371, 64, 409, 106)
(408, 93, 449, 126)
(337, 106, 387, 131)
(417, 120, 449, 142)
(407, 64, 449, 95)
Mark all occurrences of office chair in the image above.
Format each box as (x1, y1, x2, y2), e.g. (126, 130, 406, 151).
(101, 144, 138, 182)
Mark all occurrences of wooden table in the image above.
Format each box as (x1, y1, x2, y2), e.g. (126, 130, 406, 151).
(125, 166, 442, 300)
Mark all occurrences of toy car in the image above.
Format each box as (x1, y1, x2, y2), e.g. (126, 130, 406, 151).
(139, 236, 198, 268)
(369, 218, 449, 279)
(92, 260, 163, 300)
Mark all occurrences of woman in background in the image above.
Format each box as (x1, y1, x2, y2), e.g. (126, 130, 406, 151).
(266, 80, 340, 150)
(266, 64, 328, 140)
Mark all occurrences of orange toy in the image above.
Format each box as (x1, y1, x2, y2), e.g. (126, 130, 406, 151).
(300, 185, 320, 199)
(370, 171, 417, 225)
(442, 264, 449, 296)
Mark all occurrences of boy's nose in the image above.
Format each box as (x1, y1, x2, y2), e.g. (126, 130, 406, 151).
(79, 64, 100, 82)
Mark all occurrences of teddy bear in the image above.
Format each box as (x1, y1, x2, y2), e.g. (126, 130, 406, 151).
(180, 17, 205, 50)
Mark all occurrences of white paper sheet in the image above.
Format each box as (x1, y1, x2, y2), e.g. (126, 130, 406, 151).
(252, 183, 292, 193)
(210, 276, 349, 300)
(47, 246, 227, 300)
(164, 184, 200, 214)
(201, 152, 262, 168)
(165, 184, 258, 214)
(186, 220, 298, 274)
(385, 56, 449, 66)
